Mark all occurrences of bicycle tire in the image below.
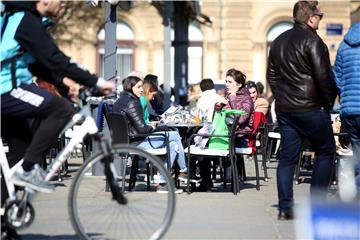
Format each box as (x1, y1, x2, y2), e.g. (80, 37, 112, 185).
(68, 144, 176, 240)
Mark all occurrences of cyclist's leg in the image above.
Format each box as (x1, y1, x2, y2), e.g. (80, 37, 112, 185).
(23, 96, 73, 170)
(1, 83, 73, 191)
(2, 83, 73, 169)
(2, 116, 33, 168)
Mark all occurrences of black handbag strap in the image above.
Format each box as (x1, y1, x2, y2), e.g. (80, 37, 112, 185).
(147, 132, 168, 149)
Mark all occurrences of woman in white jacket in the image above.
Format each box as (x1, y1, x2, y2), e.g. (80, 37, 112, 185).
(196, 78, 223, 123)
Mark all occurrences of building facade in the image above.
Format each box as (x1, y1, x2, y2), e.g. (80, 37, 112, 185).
(60, 0, 359, 95)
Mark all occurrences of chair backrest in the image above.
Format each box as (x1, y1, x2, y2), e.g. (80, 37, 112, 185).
(253, 112, 266, 134)
(248, 111, 267, 151)
(228, 115, 242, 153)
(106, 112, 130, 144)
(96, 101, 112, 132)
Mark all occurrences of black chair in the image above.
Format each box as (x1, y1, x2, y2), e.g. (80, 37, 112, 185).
(185, 115, 242, 195)
(263, 123, 281, 163)
(234, 111, 266, 190)
(106, 112, 170, 191)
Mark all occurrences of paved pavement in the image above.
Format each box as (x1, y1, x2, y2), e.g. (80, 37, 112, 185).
(18, 157, 314, 240)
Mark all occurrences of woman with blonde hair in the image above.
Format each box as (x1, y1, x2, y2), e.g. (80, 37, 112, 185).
(140, 80, 159, 124)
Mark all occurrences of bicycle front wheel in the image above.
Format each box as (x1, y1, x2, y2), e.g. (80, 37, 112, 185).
(68, 144, 176, 240)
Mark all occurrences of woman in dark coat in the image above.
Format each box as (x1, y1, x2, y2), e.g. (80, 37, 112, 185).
(113, 76, 187, 192)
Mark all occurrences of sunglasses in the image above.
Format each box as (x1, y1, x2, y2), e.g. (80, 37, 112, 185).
(312, 12, 323, 20)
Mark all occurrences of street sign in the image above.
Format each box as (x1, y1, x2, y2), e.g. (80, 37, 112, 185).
(326, 24, 343, 36)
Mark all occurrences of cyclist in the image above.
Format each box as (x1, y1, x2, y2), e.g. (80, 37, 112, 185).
(1, 0, 115, 194)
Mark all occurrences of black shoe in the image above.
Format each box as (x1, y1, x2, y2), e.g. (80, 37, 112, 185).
(195, 184, 211, 192)
(278, 211, 294, 220)
(1, 226, 22, 240)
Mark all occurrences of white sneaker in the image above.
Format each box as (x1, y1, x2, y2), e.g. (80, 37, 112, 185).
(11, 164, 54, 193)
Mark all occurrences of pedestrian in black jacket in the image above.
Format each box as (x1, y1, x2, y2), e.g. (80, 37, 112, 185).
(267, 0, 338, 220)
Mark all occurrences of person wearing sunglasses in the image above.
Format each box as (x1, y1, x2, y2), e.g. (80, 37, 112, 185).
(267, 1, 337, 221)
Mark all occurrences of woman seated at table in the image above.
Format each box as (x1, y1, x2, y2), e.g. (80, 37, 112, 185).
(140, 80, 160, 125)
(112, 76, 187, 191)
(197, 68, 254, 191)
(245, 81, 269, 116)
(215, 68, 254, 145)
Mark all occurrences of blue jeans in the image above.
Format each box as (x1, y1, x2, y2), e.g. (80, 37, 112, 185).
(276, 110, 335, 212)
(137, 131, 187, 171)
(341, 116, 360, 191)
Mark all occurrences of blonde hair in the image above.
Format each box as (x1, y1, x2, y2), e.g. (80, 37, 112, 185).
(143, 81, 158, 102)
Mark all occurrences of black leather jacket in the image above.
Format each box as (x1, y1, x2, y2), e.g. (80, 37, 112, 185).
(113, 91, 153, 135)
(267, 22, 338, 112)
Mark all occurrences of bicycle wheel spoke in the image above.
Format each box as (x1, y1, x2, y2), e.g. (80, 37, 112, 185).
(68, 144, 176, 240)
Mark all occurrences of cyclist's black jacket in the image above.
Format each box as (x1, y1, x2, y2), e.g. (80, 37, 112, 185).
(267, 22, 338, 112)
(1, 1, 97, 94)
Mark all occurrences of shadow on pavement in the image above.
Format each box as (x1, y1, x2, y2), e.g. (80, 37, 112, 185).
(22, 234, 78, 239)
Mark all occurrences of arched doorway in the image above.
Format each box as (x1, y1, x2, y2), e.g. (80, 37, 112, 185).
(266, 21, 293, 54)
(264, 21, 293, 94)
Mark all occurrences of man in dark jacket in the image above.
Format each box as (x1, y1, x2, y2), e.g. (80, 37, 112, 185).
(267, 1, 337, 220)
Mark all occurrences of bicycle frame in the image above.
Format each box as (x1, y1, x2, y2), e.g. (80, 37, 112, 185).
(0, 103, 99, 201)
(45, 104, 98, 181)
(0, 138, 24, 201)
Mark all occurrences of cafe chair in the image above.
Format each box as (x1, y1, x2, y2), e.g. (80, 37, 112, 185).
(263, 123, 281, 163)
(234, 111, 267, 190)
(106, 112, 170, 191)
(185, 115, 242, 195)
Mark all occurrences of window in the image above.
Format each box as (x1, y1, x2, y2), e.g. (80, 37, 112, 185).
(97, 21, 134, 80)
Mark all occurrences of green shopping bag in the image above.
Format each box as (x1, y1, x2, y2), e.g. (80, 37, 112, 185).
(208, 109, 247, 150)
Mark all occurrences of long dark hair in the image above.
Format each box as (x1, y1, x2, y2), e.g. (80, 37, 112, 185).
(245, 81, 258, 94)
(122, 76, 142, 95)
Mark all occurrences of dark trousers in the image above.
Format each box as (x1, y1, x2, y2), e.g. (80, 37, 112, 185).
(198, 156, 213, 188)
(341, 115, 360, 189)
(1, 83, 73, 167)
(276, 110, 335, 212)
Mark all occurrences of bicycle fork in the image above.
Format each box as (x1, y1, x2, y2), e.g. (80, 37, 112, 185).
(97, 135, 128, 205)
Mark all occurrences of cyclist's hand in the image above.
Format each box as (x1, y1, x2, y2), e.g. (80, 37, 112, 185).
(96, 78, 115, 95)
(63, 77, 80, 102)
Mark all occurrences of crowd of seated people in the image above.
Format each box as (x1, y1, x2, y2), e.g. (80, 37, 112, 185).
(110, 68, 271, 192)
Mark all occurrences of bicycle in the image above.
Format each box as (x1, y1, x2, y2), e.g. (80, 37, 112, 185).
(1, 88, 176, 240)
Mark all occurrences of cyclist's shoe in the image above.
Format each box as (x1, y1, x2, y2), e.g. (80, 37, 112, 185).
(1, 226, 22, 240)
(11, 164, 54, 193)
(1, 220, 22, 240)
